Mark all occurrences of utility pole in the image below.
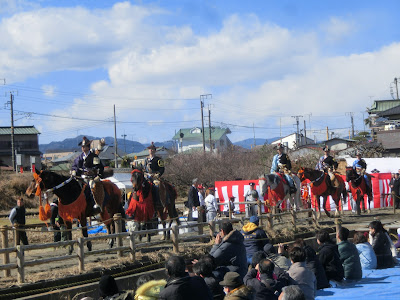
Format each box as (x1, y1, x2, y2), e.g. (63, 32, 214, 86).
(9, 93, 15, 172)
(208, 104, 212, 152)
(113, 105, 118, 168)
(326, 126, 329, 140)
(121, 133, 127, 153)
(200, 94, 212, 152)
(292, 115, 303, 148)
(253, 123, 256, 148)
(395, 78, 399, 100)
(346, 112, 355, 138)
(304, 119, 307, 144)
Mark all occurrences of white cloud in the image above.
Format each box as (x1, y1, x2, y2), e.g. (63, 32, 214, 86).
(41, 84, 55, 97)
(321, 17, 355, 43)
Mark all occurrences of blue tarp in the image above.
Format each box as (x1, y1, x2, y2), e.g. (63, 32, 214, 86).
(87, 225, 107, 234)
(316, 260, 400, 299)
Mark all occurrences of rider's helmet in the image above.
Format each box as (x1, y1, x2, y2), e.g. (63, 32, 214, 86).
(322, 145, 330, 152)
(147, 142, 157, 151)
(79, 136, 91, 147)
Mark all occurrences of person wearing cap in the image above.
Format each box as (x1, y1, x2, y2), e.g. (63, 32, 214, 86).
(315, 146, 338, 187)
(241, 216, 270, 264)
(205, 188, 218, 222)
(219, 272, 253, 299)
(352, 151, 372, 198)
(390, 172, 400, 209)
(271, 143, 296, 194)
(243, 183, 258, 218)
(144, 142, 165, 177)
(187, 178, 200, 221)
(71, 136, 104, 178)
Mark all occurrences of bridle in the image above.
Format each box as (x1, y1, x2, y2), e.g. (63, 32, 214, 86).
(131, 169, 144, 192)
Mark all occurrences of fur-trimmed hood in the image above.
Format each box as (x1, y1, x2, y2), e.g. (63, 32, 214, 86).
(134, 279, 167, 300)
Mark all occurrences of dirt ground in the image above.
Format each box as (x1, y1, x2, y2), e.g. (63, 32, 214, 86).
(0, 207, 399, 290)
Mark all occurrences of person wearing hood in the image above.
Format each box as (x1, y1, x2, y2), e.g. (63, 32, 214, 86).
(263, 243, 291, 272)
(316, 230, 344, 283)
(210, 222, 248, 279)
(134, 274, 166, 300)
(158, 255, 212, 300)
(241, 216, 270, 264)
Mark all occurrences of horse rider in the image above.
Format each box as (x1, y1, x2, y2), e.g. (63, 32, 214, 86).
(352, 151, 372, 196)
(144, 142, 166, 206)
(271, 143, 296, 193)
(315, 145, 339, 187)
(71, 136, 103, 214)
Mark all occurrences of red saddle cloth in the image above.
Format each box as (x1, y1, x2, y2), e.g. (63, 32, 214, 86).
(126, 183, 155, 222)
(276, 172, 288, 185)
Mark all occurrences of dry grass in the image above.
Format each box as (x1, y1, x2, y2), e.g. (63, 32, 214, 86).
(0, 173, 37, 210)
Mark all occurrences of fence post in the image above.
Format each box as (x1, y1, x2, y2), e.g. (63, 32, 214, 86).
(15, 224, 20, 246)
(78, 237, 85, 272)
(113, 213, 123, 258)
(257, 200, 263, 226)
(129, 232, 136, 263)
(393, 192, 396, 214)
(1, 226, 10, 277)
(228, 201, 232, 220)
(291, 209, 297, 232)
(266, 213, 273, 230)
(209, 221, 215, 240)
(16, 245, 24, 283)
(197, 208, 204, 242)
(171, 224, 179, 253)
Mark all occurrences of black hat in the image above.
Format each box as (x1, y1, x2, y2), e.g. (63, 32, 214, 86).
(322, 145, 330, 152)
(98, 275, 119, 298)
(147, 142, 156, 151)
(263, 243, 276, 254)
(78, 136, 91, 147)
(276, 143, 284, 150)
(219, 272, 243, 288)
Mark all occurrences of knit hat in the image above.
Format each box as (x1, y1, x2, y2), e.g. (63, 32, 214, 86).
(99, 275, 119, 298)
(219, 272, 243, 288)
(249, 215, 259, 225)
(263, 243, 276, 254)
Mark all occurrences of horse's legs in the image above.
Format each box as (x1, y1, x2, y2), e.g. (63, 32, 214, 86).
(323, 196, 332, 218)
(80, 217, 92, 252)
(66, 222, 74, 255)
(160, 219, 167, 241)
(107, 221, 114, 248)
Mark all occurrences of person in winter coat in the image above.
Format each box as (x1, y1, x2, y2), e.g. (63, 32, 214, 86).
(353, 232, 377, 270)
(193, 257, 224, 300)
(9, 197, 28, 245)
(219, 272, 254, 300)
(159, 255, 213, 300)
(316, 230, 344, 283)
(263, 243, 291, 272)
(288, 247, 316, 300)
(241, 216, 270, 264)
(187, 178, 200, 221)
(336, 227, 362, 280)
(368, 220, 395, 269)
(210, 222, 248, 279)
(244, 258, 289, 300)
(205, 188, 219, 222)
(292, 239, 329, 290)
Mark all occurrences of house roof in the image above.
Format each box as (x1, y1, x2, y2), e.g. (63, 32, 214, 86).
(368, 100, 400, 114)
(322, 137, 357, 143)
(172, 126, 231, 140)
(378, 104, 400, 117)
(52, 151, 80, 163)
(98, 145, 127, 160)
(270, 132, 314, 144)
(126, 146, 167, 158)
(0, 126, 40, 135)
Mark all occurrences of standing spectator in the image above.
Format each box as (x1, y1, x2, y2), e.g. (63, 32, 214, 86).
(219, 272, 253, 300)
(210, 222, 248, 278)
(278, 285, 306, 300)
(159, 255, 212, 300)
(316, 230, 344, 283)
(390, 173, 400, 209)
(241, 216, 270, 264)
(353, 232, 377, 270)
(187, 178, 200, 221)
(244, 183, 258, 218)
(198, 184, 206, 222)
(336, 227, 362, 280)
(9, 197, 28, 245)
(292, 239, 329, 290)
(368, 220, 395, 268)
(288, 247, 316, 300)
(263, 243, 291, 272)
(244, 258, 289, 300)
(205, 188, 218, 222)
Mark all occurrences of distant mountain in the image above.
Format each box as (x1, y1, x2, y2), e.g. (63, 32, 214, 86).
(40, 135, 146, 154)
(233, 137, 280, 149)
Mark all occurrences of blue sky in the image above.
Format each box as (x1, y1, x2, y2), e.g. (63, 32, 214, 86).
(0, 0, 399, 146)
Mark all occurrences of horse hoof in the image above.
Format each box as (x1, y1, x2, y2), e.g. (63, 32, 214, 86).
(87, 241, 92, 252)
(147, 235, 151, 243)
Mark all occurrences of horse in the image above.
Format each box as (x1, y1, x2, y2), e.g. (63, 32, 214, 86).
(345, 167, 373, 215)
(258, 173, 302, 214)
(126, 168, 180, 241)
(297, 167, 347, 218)
(26, 169, 126, 253)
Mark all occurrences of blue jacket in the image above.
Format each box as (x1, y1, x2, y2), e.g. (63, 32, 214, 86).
(353, 158, 367, 169)
(241, 222, 269, 258)
(355, 242, 377, 270)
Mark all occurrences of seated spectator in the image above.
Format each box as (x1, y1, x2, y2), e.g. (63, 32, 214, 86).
(278, 285, 306, 300)
(337, 227, 362, 280)
(134, 274, 166, 300)
(263, 243, 291, 271)
(368, 220, 395, 269)
(244, 258, 289, 300)
(292, 239, 329, 290)
(193, 257, 224, 300)
(353, 232, 377, 270)
(219, 272, 253, 300)
(395, 228, 400, 250)
(241, 216, 270, 264)
(98, 275, 125, 300)
(159, 255, 213, 300)
(288, 247, 316, 300)
(251, 251, 267, 269)
(316, 230, 344, 283)
(210, 222, 248, 278)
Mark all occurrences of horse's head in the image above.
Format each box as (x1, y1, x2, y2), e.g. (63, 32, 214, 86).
(25, 179, 37, 198)
(131, 168, 144, 192)
(345, 166, 356, 182)
(258, 174, 268, 197)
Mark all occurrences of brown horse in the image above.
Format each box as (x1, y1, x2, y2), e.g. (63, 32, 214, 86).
(298, 167, 347, 218)
(26, 169, 126, 253)
(127, 168, 180, 241)
(345, 167, 373, 215)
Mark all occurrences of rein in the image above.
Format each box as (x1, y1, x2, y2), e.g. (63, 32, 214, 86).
(44, 177, 73, 194)
(310, 171, 325, 184)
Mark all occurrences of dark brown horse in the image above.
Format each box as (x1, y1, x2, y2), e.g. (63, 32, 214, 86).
(26, 169, 126, 253)
(127, 168, 180, 241)
(346, 167, 373, 215)
(298, 167, 347, 218)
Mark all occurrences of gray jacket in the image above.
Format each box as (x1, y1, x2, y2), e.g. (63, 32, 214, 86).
(288, 262, 316, 300)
